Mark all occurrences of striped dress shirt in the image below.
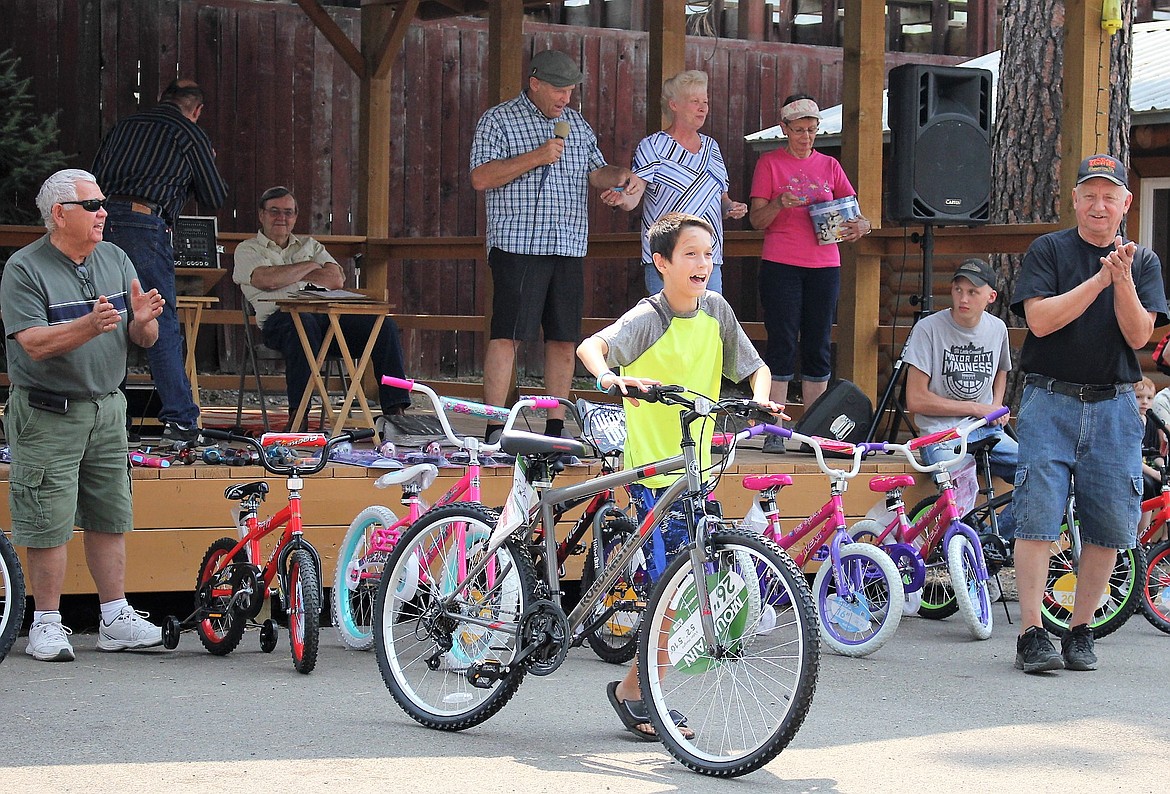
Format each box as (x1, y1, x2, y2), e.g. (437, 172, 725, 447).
(92, 103, 227, 224)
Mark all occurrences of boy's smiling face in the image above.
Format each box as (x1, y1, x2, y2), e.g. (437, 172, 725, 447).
(654, 225, 715, 310)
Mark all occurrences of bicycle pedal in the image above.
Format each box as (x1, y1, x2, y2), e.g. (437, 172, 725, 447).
(467, 660, 506, 689)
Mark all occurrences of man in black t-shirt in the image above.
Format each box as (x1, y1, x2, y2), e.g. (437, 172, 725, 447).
(1010, 154, 1168, 674)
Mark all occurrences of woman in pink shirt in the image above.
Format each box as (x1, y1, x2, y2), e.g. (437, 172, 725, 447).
(749, 95, 871, 452)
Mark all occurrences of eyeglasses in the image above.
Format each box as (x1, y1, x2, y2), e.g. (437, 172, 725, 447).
(74, 265, 97, 301)
(785, 124, 819, 136)
(60, 198, 107, 213)
(264, 207, 298, 217)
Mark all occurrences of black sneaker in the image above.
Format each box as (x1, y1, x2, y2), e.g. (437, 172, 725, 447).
(162, 423, 211, 450)
(1015, 626, 1063, 673)
(1060, 623, 1097, 671)
(762, 433, 786, 455)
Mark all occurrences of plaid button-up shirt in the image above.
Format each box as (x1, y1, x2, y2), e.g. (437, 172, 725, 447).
(471, 92, 607, 257)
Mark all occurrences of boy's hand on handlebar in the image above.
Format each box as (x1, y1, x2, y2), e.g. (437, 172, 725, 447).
(607, 374, 659, 407)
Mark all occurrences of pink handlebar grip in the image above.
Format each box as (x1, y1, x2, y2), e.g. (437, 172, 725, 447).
(529, 397, 561, 409)
(381, 375, 415, 390)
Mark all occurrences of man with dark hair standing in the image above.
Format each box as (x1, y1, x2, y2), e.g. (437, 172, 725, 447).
(93, 79, 228, 447)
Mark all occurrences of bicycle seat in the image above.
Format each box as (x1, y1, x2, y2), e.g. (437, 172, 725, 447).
(742, 474, 794, 491)
(224, 481, 270, 501)
(499, 429, 591, 460)
(868, 474, 915, 493)
(968, 435, 1000, 455)
(374, 463, 439, 491)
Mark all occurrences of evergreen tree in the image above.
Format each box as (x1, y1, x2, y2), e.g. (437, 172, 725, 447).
(0, 48, 69, 225)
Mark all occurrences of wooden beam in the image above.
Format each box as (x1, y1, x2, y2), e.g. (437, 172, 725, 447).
(738, 0, 766, 40)
(489, 0, 525, 106)
(295, 0, 365, 79)
(1061, 0, 1114, 225)
(836, 0, 886, 399)
(373, 0, 420, 80)
(647, 0, 687, 136)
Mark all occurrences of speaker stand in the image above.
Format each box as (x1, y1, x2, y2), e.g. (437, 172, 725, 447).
(866, 223, 936, 443)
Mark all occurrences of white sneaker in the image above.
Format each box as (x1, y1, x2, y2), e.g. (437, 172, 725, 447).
(97, 605, 164, 651)
(26, 620, 76, 662)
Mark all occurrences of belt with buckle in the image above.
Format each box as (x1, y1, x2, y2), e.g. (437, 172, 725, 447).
(107, 195, 162, 216)
(1024, 374, 1132, 402)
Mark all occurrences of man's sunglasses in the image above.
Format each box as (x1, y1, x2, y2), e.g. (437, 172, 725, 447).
(60, 198, 107, 212)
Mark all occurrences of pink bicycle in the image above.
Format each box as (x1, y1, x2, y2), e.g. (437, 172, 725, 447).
(331, 378, 541, 650)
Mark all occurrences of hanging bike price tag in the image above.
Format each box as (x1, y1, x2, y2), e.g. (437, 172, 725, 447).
(493, 458, 537, 544)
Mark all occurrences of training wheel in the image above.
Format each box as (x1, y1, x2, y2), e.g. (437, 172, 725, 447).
(260, 619, 279, 653)
(162, 616, 182, 650)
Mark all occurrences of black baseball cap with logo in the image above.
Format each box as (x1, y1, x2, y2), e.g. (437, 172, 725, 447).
(1076, 154, 1128, 188)
(952, 258, 996, 290)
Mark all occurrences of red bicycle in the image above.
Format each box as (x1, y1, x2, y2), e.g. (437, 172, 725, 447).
(162, 428, 372, 673)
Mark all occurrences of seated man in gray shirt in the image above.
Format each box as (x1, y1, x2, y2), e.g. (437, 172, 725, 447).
(904, 258, 1017, 542)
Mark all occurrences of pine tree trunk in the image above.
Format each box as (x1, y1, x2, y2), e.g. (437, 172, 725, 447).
(989, 0, 1134, 403)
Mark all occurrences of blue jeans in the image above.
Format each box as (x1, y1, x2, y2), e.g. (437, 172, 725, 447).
(644, 262, 722, 295)
(922, 425, 1018, 540)
(101, 205, 199, 427)
(261, 311, 410, 420)
(758, 261, 839, 382)
(1014, 383, 1142, 548)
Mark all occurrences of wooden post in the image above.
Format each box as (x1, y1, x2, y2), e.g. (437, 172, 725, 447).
(738, 0, 767, 41)
(837, 0, 886, 400)
(485, 0, 526, 405)
(1061, 0, 1114, 226)
(647, 0, 687, 136)
(357, 1, 395, 300)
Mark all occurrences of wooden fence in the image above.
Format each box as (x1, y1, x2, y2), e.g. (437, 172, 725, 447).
(1, 0, 962, 379)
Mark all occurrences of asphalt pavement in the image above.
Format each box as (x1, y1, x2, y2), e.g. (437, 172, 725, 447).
(1, 600, 1166, 793)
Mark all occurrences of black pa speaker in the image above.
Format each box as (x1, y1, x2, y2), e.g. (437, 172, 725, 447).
(792, 380, 873, 455)
(888, 64, 993, 225)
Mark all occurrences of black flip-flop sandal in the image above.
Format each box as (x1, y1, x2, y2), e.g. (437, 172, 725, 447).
(606, 681, 693, 740)
(607, 681, 657, 741)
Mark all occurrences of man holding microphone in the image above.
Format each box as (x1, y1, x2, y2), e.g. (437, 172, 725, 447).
(470, 49, 643, 442)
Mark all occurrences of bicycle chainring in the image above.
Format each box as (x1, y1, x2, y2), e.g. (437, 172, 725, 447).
(518, 599, 570, 676)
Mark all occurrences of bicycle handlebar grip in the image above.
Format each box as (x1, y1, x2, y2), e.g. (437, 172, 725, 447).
(381, 375, 415, 390)
(986, 406, 1010, 422)
(529, 397, 561, 409)
(200, 427, 233, 442)
(349, 429, 376, 442)
(745, 423, 790, 439)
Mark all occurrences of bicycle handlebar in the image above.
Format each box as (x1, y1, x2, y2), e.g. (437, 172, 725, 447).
(742, 423, 886, 478)
(382, 375, 560, 452)
(199, 427, 372, 476)
(886, 408, 1009, 473)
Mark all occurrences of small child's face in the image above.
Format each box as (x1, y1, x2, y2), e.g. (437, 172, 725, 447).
(654, 226, 715, 299)
(1137, 386, 1154, 413)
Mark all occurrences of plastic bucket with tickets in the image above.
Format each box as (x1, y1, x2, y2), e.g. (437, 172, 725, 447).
(808, 195, 861, 245)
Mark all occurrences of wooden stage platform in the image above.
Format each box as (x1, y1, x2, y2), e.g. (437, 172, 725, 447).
(0, 444, 938, 597)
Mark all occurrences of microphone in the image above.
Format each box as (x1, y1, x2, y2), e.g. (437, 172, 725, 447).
(553, 120, 570, 139)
